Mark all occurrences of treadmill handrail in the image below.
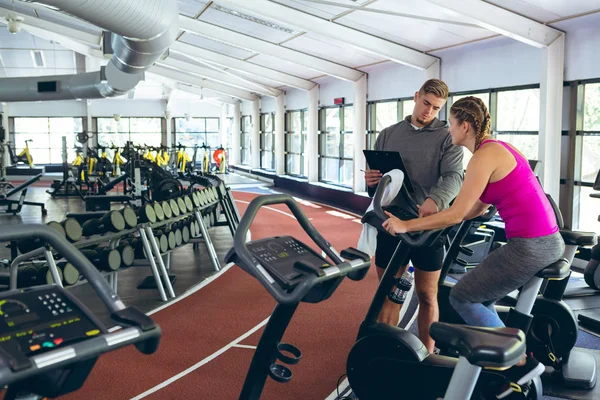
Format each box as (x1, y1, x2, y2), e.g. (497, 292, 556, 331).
(0, 225, 124, 313)
(233, 194, 370, 304)
(371, 174, 444, 247)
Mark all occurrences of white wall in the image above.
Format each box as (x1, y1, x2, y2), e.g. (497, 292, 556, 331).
(556, 13, 600, 81)
(240, 100, 253, 115)
(364, 62, 427, 101)
(90, 99, 166, 117)
(285, 88, 308, 110)
(7, 100, 87, 116)
(316, 75, 354, 106)
(260, 96, 276, 113)
(164, 99, 221, 118)
(433, 36, 541, 92)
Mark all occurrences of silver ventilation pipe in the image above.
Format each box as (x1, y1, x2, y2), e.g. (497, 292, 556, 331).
(0, 0, 179, 101)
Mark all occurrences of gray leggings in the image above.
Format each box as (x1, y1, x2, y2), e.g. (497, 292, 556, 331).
(450, 231, 565, 304)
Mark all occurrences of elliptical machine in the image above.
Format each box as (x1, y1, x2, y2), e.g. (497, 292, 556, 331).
(346, 174, 548, 399)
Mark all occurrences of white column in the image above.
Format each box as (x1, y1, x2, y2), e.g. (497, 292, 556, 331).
(231, 102, 241, 165)
(251, 98, 260, 169)
(164, 111, 172, 148)
(425, 59, 441, 80)
(307, 85, 319, 182)
(1, 103, 8, 171)
(539, 34, 565, 202)
(275, 94, 285, 175)
(86, 99, 94, 155)
(353, 75, 367, 192)
(220, 104, 229, 147)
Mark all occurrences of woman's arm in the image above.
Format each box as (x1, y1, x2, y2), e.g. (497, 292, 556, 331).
(382, 148, 497, 235)
(463, 200, 491, 221)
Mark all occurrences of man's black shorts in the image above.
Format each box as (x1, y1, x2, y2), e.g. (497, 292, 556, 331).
(374, 231, 445, 272)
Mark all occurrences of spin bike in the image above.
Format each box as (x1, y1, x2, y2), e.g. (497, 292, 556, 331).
(346, 174, 546, 399)
(226, 194, 528, 400)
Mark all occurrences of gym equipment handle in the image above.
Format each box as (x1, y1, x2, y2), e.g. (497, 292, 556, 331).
(372, 175, 444, 247)
(233, 194, 371, 304)
(0, 224, 124, 314)
(473, 205, 498, 222)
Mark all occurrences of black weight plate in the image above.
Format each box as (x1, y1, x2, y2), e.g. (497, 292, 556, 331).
(153, 178, 181, 202)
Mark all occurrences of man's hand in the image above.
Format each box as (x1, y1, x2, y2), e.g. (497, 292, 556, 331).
(365, 169, 382, 188)
(418, 198, 439, 218)
(382, 211, 409, 235)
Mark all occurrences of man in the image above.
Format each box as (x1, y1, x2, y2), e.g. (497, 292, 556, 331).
(364, 79, 463, 354)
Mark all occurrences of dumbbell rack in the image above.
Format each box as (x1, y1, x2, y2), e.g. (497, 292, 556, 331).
(8, 183, 240, 303)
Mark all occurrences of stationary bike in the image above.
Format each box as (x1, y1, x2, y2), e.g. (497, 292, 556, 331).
(346, 174, 545, 399)
(438, 204, 598, 390)
(226, 194, 528, 400)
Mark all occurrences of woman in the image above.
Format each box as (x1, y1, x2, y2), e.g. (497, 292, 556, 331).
(382, 96, 565, 399)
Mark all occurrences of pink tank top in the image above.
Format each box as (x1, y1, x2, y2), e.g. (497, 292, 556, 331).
(479, 139, 558, 239)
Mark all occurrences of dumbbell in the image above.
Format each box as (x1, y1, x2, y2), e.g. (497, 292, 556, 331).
(61, 218, 83, 243)
(169, 198, 180, 217)
(15, 264, 40, 287)
(137, 203, 156, 223)
(81, 211, 126, 237)
(183, 195, 194, 213)
(57, 261, 80, 286)
(151, 230, 169, 253)
(37, 264, 63, 285)
(177, 197, 187, 215)
(80, 248, 121, 272)
(181, 224, 190, 244)
(122, 206, 138, 229)
(115, 243, 135, 268)
(166, 229, 177, 251)
(17, 221, 66, 254)
(162, 201, 173, 220)
(191, 191, 201, 209)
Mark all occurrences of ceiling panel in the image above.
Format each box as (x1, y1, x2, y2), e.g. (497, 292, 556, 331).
(283, 32, 384, 67)
(232, 69, 290, 88)
(272, 0, 373, 19)
(199, 4, 299, 44)
(486, 0, 600, 22)
(0, 47, 76, 77)
(178, 32, 257, 60)
(177, 0, 209, 17)
(248, 53, 328, 79)
(34, 8, 101, 36)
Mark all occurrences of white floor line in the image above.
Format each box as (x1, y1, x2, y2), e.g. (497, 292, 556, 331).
(232, 344, 258, 350)
(130, 317, 269, 400)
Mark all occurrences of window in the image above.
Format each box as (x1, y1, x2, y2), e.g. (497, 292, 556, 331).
(495, 88, 540, 161)
(97, 118, 162, 148)
(319, 105, 354, 187)
(13, 117, 83, 164)
(576, 82, 600, 232)
(241, 115, 251, 165)
(175, 117, 220, 149)
(285, 110, 307, 177)
(367, 99, 414, 149)
(260, 113, 275, 170)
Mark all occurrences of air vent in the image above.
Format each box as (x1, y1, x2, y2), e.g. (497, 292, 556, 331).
(213, 5, 298, 34)
(31, 50, 45, 68)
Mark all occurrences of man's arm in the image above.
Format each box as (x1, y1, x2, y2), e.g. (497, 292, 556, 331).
(427, 135, 464, 210)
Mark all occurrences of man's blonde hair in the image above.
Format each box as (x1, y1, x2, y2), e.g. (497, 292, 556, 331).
(419, 79, 449, 100)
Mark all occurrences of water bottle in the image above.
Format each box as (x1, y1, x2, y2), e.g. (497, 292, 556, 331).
(388, 266, 414, 304)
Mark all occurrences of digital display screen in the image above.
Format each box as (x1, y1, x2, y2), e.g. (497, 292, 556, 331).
(5, 313, 39, 329)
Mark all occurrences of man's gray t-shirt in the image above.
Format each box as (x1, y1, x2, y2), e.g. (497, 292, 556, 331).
(368, 115, 464, 211)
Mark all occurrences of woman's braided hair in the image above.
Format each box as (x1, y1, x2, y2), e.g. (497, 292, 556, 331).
(450, 96, 491, 151)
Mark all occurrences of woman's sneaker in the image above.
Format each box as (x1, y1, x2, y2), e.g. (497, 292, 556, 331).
(496, 356, 545, 399)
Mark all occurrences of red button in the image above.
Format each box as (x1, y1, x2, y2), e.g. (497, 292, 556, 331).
(53, 338, 63, 346)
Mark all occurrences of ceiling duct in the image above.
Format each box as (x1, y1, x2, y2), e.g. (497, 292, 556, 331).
(0, 0, 179, 101)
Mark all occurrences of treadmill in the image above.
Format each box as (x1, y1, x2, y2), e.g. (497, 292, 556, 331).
(0, 224, 161, 399)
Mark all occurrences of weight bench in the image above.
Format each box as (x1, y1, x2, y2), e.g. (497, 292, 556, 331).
(0, 174, 46, 216)
(85, 194, 132, 211)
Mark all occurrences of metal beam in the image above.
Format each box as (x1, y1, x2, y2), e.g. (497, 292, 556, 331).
(159, 57, 282, 97)
(179, 15, 364, 81)
(214, 0, 438, 70)
(425, 0, 562, 48)
(147, 72, 239, 105)
(170, 41, 316, 91)
(150, 65, 258, 101)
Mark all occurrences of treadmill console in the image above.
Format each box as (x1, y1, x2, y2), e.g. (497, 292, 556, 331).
(247, 236, 330, 289)
(0, 286, 104, 371)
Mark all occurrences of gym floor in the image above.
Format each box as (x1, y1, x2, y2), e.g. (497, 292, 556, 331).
(1, 174, 599, 400)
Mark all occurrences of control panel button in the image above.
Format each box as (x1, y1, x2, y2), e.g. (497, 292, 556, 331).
(53, 338, 63, 346)
(86, 329, 100, 337)
(42, 341, 54, 348)
(29, 344, 41, 352)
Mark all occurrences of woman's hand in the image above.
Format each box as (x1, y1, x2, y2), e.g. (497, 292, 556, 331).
(382, 211, 409, 235)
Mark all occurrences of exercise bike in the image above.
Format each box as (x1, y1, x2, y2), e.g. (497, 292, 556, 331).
(226, 194, 530, 400)
(7, 139, 34, 167)
(346, 174, 546, 399)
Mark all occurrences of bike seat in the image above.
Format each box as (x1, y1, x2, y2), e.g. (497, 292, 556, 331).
(560, 230, 597, 246)
(429, 322, 525, 368)
(535, 258, 570, 279)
